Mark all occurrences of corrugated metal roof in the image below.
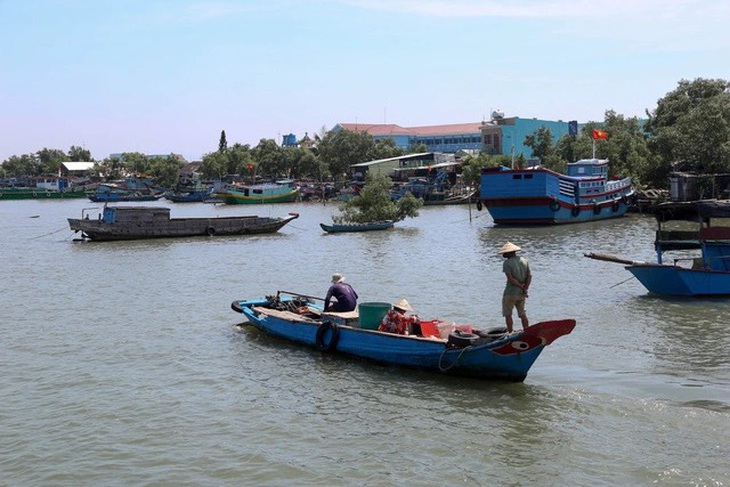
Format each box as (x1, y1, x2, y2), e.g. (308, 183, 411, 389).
(350, 153, 434, 167)
(62, 162, 95, 171)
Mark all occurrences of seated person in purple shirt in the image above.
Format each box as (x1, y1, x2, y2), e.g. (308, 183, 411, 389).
(324, 273, 358, 312)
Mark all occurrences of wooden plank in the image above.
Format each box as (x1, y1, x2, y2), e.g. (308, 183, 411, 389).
(251, 306, 317, 323)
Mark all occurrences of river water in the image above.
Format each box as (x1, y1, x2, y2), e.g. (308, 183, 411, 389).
(1, 199, 728, 486)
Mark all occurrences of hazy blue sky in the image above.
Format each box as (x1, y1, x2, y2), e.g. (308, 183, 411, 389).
(1, 0, 729, 162)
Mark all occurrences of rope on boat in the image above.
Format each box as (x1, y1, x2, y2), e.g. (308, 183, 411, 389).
(610, 275, 637, 288)
(437, 345, 472, 372)
(28, 226, 69, 240)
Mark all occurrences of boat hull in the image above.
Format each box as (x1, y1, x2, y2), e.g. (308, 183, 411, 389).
(69, 212, 299, 241)
(484, 196, 631, 225)
(0, 189, 89, 200)
(626, 264, 730, 296)
(319, 221, 394, 233)
(216, 187, 299, 204)
(480, 165, 634, 225)
(232, 297, 575, 382)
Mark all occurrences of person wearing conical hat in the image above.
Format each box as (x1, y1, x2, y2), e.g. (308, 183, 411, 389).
(378, 298, 419, 335)
(499, 242, 531, 333)
(324, 273, 359, 312)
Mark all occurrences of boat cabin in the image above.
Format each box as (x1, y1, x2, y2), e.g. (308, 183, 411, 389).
(100, 206, 171, 224)
(653, 200, 730, 268)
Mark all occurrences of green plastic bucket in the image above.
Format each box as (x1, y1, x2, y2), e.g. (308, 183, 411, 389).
(358, 302, 391, 330)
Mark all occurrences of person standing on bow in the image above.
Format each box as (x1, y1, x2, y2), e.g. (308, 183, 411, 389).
(378, 299, 419, 335)
(324, 273, 358, 312)
(499, 242, 531, 333)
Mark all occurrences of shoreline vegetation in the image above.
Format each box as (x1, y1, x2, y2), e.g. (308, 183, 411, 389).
(3, 78, 730, 200)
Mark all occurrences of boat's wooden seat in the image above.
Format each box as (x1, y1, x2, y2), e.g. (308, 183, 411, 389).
(251, 306, 318, 323)
(321, 310, 359, 327)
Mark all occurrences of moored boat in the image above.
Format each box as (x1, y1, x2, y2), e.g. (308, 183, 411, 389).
(585, 200, 730, 296)
(231, 291, 576, 382)
(215, 181, 299, 204)
(319, 220, 394, 233)
(479, 158, 635, 224)
(0, 176, 89, 200)
(88, 176, 166, 202)
(68, 206, 299, 241)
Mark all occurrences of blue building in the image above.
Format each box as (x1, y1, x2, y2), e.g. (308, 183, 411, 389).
(480, 112, 573, 159)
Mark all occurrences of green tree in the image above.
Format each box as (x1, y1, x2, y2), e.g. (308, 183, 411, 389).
(122, 152, 151, 175)
(218, 130, 228, 153)
(1, 154, 39, 177)
(317, 129, 376, 180)
(373, 137, 405, 160)
(645, 78, 730, 186)
(252, 139, 284, 177)
(228, 143, 253, 176)
(333, 172, 422, 224)
(523, 126, 555, 163)
(149, 154, 184, 187)
(36, 148, 68, 174)
(409, 142, 429, 154)
(282, 146, 320, 179)
(68, 145, 92, 162)
(200, 151, 229, 180)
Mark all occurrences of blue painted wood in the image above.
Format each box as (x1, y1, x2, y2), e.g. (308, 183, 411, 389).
(231, 295, 576, 382)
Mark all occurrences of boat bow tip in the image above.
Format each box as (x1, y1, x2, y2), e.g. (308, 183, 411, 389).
(523, 319, 576, 345)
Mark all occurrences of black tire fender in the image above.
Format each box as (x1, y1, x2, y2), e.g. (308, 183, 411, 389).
(316, 321, 339, 352)
(612, 200, 620, 212)
(206, 227, 216, 236)
(549, 198, 560, 212)
(476, 200, 483, 211)
(593, 203, 601, 215)
(571, 205, 580, 217)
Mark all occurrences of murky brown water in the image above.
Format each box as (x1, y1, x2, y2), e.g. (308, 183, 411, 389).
(1, 199, 728, 485)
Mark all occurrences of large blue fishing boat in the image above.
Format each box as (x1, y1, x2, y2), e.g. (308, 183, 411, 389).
(231, 291, 576, 382)
(586, 200, 730, 296)
(479, 158, 635, 225)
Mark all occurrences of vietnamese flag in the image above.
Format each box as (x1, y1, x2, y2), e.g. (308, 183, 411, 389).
(592, 129, 608, 140)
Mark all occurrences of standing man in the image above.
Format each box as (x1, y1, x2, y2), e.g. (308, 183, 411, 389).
(499, 242, 531, 333)
(324, 273, 358, 312)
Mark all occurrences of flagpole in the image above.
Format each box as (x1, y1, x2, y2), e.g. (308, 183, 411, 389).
(592, 139, 596, 159)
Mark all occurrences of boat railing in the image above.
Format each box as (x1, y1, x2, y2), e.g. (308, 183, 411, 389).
(606, 177, 632, 192)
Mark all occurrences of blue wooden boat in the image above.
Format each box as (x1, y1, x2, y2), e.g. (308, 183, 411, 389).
(230, 291, 576, 382)
(479, 158, 635, 224)
(165, 187, 214, 202)
(586, 200, 730, 296)
(319, 221, 394, 233)
(88, 176, 166, 202)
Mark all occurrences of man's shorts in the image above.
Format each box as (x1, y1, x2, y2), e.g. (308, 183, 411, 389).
(502, 294, 527, 317)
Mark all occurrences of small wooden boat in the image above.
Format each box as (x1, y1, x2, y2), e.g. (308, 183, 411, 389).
(231, 291, 576, 382)
(319, 221, 394, 233)
(585, 200, 730, 296)
(479, 158, 635, 225)
(69, 206, 299, 241)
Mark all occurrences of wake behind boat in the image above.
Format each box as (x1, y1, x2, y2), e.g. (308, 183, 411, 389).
(231, 291, 576, 382)
(69, 206, 299, 241)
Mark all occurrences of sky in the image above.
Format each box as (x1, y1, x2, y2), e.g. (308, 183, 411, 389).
(1, 0, 729, 162)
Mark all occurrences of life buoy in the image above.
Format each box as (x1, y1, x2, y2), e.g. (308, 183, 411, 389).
(476, 200, 483, 211)
(593, 203, 601, 215)
(32, 192, 38, 197)
(46, 192, 51, 197)
(315, 322, 339, 352)
(549, 198, 560, 212)
(206, 227, 216, 236)
(571, 205, 580, 217)
(612, 200, 620, 212)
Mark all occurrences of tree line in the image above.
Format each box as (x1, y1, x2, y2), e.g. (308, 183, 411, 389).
(2, 77, 729, 190)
